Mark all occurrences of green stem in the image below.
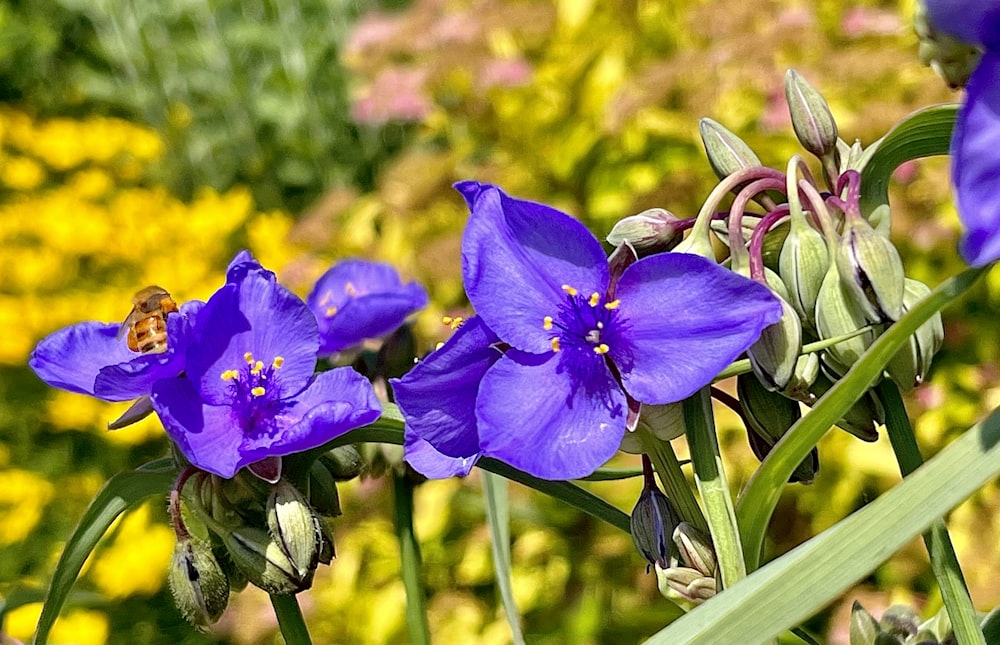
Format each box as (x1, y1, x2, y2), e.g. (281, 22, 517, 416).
(392, 472, 431, 645)
(683, 388, 746, 588)
(270, 594, 312, 645)
(638, 426, 709, 534)
(877, 380, 985, 645)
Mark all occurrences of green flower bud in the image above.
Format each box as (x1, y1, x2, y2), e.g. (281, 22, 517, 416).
(748, 293, 803, 391)
(223, 526, 311, 595)
(655, 564, 717, 607)
(779, 213, 829, 326)
(630, 482, 680, 571)
(850, 601, 881, 645)
(879, 605, 922, 641)
(785, 69, 839, 160)
(316, 517, 337, 566)
(699, 118, 762, 180)
(836, 215, 905, 322)
(319, 445, 365, 481)
(309, 459, 343, 518)
(672, 522, 716, 577)
(815, 266, 875, 374)
(915, 1, 983, 89)
(606, 208, 683, 255)
(783, 352, 820, 402)
(620, 402, 685, 453)
(168, 537, 230, 627)
(267, 479, 320, 579)
(886, 279, 943, 392)
(738, 372, 817, 483)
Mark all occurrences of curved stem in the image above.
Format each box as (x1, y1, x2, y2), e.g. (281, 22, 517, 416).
(639, 426, 709, 534)
(270, 594, 313, 645)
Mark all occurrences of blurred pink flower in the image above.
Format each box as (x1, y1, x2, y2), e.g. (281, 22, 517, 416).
(352, 68, 433, 124)
(476, 58, 533, 90)
(841, 7, 900, 38)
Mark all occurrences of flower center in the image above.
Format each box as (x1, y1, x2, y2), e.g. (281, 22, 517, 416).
(220, 352, 285, 404)
(543, 284, 621, 356)
(318, 281, 361, 318)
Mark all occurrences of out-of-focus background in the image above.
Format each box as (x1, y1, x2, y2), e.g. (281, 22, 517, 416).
(2, 0, 999, 643)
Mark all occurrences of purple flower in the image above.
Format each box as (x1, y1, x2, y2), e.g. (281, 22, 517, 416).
(394, 182, 782, 480)
(151, 258, 382, 480)
(926, 1, 1000, 265)
(307, 259, 428, 355)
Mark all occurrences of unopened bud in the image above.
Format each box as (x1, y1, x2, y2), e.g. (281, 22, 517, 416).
(748, 293, 803, 391)
(738, 372, 817, 483)
(815, 266, 875, 374)
(620, 402, 686, 453)
(850, 601, 881, 645)
(778, 214, 829, 326)
(808, 370, 883, 442)
(606, 208, 683, 255)
(267, 479, 320, 579)
(672, 523, 716, 577)
(630, 483, 680, 571)
(655, 564, 717, 606)
(836, 215, 905, 323)
(223, 526, 311, 595)
(886, 279, 943, 391)
(316, 517, 337, 566)
(309, 460, 343, 518)
(699, 118, 762, 180)
(785, 69, 839, 160)
(320, 445, 365, 481)
(915, 1, 983, 89)
(783, 352, 820, 402)
(168, 537, 230, 626)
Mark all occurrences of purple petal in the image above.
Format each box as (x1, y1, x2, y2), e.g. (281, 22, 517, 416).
(457, 181, 609, 353)
(953, 52, 1000, 266)
(926, 0, 1000, 49)
(476, 349, 626, 480)
(29, 322, 135, 399)
(390, 316, 500, 459)
(404, 429, 479, 478)
(611, 253, 782, 403)
(188, 271, 319, 405)
(308, 259, 428, 354)
(225, 249, 269, 283)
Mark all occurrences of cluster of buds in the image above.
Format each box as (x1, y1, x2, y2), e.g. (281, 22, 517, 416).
(850, 601, 956, 645)
(166, 445, 364, 626)
(611, 69, 944, 477)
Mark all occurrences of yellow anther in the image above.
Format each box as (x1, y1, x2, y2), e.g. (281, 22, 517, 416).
(434, 341, 445, 351)
(588, 292, 600, 307)
(325, 306, 338, 317)
(319, 291, 332, 307)
(561, 284, 578, 297)
(345, 282, 358, 296)
(272, 356, 285, 369)
(604, 299, 621, 310)
(251, 360, 264, 375)
(442, 316, 453, 325)
(543, 316, 553, 330)
(250, 386, 266, 397)
(221, 369, 239, 381)
(593, 343, 610, 355)
(550, 338, 561, 352)
(244, 352, 254, 363)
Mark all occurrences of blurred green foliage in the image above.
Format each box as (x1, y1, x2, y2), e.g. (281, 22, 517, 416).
(5, 0, 1000, 643)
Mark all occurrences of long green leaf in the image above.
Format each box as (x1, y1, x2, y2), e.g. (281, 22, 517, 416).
(483, 472, 526, 645)
(33, 466, 176, 645)
(737, 265, 989, 569)
(392, 473, 430, 645)
(645, 405, 1000, 644)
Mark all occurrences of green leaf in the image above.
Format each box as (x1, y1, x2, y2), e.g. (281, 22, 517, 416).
(484, 472, 526, 645)
(392, 473, 430, 645)
(34, 465, 176, 645)
(270, 593, 313, 645)
(644, 404, 1000, 644)
(858, 104, 958, 215)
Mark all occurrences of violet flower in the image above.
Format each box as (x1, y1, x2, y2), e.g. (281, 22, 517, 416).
(151, 257, 382, 480)
(925, 0, 1000, 265)
(307, 259, 428, 355)
(394, 182, 782, 480)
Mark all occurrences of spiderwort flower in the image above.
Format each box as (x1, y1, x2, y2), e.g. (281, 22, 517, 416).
(395, 182, 782, 480)
(307, 259, 428, 355)
(924, 0, 1000, 265)
(151, 256, 381, 480)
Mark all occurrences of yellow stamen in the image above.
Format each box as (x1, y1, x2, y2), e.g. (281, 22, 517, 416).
(272, 356, 285, 369)
(604, 299, 621, 310)
(244, 352, 254, 363)
(221, 369, 239, 381)
(550, 338, 561, 352)
(319, 291, 332, 307)
(543, 316, 553, 330)
(434, 341, 445, 351)
(594, 343, 610, 355)
(588, 292, 600, 307)
(250, 386, 266, 397)
(251, 360, 264, 375)
(442, 316, 453, 325)
(345, 282, 358, 296)
(325, 306, 338, 317)
(561, 284, 578, 297)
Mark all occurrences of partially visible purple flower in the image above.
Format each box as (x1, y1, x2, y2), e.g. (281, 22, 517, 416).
(394, 182, 782, 480)
(925, 0, 1000, 265)
(307, 259, 428, 355)
(152, 257, 381, 479)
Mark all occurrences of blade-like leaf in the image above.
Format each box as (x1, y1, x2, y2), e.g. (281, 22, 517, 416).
(484, 472, 526, 645)
(645, 405, 1000, 644)
(34, 466, 175, 645)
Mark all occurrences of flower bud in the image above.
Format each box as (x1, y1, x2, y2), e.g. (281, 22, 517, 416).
(319, 445, 365, 481)
(267, 479, 320, 579)
(309, 460, 343, 518)
(630, 482, 680, 571)
(748, 293, 803, 391)
(808, 370, 883, 442)
(783, 352, 819, 402)
(619, 402, 686, 454)
(655, 564, 717, 606)
(849, 601, 881, 645)
(672, 522, 716, 577)
(738, 372, 817, 483)
(815, 266, 875, 374)
(168, 536, 230, 627)
(836, 215, 905, 323)
(778, 214, 829, 326)
(606, 208, 683, 255)
(915, 1, 983, 89)
(316, 517, 337, 566)
(886, 279, 943, 392)
(223, 526, 311, 595)
(785, 69, 839, 160)
(699, 118, 762, 180)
